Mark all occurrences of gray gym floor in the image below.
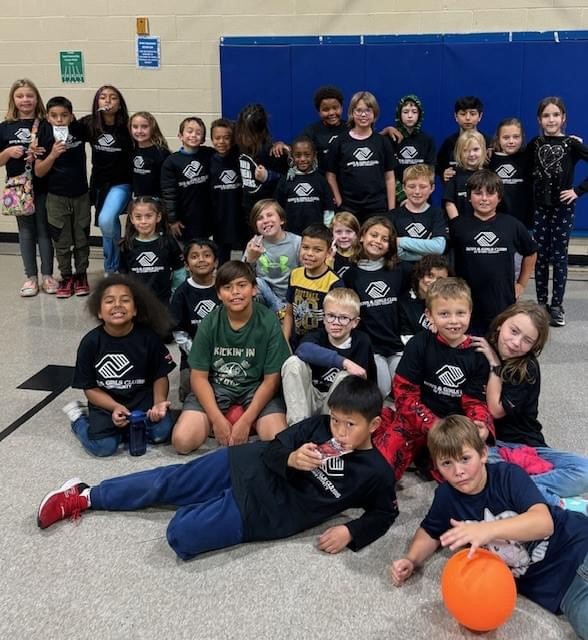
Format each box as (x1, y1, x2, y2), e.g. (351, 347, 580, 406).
(0, 246, 585, 640)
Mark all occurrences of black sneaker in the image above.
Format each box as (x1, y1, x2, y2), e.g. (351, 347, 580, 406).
(549, 305, 566, 327)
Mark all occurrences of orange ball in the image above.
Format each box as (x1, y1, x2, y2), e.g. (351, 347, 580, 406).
(441, 548, 517, 631)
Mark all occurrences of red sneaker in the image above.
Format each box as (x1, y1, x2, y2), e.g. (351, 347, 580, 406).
(74, 273, 90, 296)
(56, 276, 75, 299)
(37, 478, 90, 529)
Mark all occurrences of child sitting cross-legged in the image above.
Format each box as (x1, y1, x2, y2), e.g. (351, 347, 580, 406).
(282, 288, 376, 425)
(390, 415, 588, 640)
(39, 376, 399, 561)
(171, 260, 290, 454)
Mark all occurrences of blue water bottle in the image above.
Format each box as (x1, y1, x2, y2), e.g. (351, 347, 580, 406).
(128, 410, 147, 456)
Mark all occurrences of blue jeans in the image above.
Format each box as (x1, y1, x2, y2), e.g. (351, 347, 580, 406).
(72, 413, 173, 457)
(488, 441, 588, 506)
(560, 550, 588, 639)
(255, 276, 285, 312)
(89, 448, 244, 560)
(96, 184, 131, 273)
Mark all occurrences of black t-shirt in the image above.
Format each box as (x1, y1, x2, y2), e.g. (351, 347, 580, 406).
(297, 327, 377, 391)
(421, 463, 588, 613)
(528, 135, 588, 207)
(79, 115, 133, 188)
(274, 171, 334, 236)
(343, 265, 407, 356)
(229, 415, 398, 549)
(238, 143, 288, 214)
(488, 151, 533, 228)
(210, 148, 244, 246)
(169, 278, 220, 368)
(161, 147, 213, 239)
(396, 331, 488, 418)
(391, 129, 437, 180)
(326, 131, 396, 220)
(73, 324, 176, 437)
(390, 204, 448, 241)
(449, 213, 537, 330)
(398, 289, 430, 341)
(132, 145, 170, 197)
(37, 119, 88, 197)
(494, 357, 546, 447)
(301, 120, 349, 174)
(443, 167, 476, 217)
(0, 117, 48, 193)
(119, 235, 184, 304)
(332, 252, 352, 278)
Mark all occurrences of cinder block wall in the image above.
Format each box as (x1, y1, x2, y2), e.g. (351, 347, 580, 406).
(1, 1, 585, 236)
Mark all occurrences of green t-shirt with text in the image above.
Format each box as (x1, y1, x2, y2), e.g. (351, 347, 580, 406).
(188, 302, 290, 399)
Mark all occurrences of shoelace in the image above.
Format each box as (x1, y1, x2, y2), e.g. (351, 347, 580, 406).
(63, 487, 87, 526)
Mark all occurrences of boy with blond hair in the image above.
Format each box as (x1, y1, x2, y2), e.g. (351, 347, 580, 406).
(373, 277, 493, 480)
(282, 288, 376, 424)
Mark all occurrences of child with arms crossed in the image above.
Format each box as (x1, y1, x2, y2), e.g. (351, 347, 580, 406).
(471, 301, 588, 513)
(390, 416, 588, 640)
(390, 164, 448, 262)
(282, 288, 376, 425)
(171, 261, 290, 454)
(63, 275, 175, 457)
(39, 377, 398, 560)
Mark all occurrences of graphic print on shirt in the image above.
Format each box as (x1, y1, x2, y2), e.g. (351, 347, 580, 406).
(465, 231, 507, 254)
(95, 134, 121, 153)
(180, 160, 207, 187)
(311, 457, 346, 494)
(95, 354, 146, 391)
(405, 222, 429, 238)
(424, 364, 466, 398)
(349, 147, 378, 167)
(193, 299, 218, 325)
(212, 346, 257, 389)
(216, 169, 240, 189)
(474, 508, 549, 578)
(258, 254, 291, 278)
(239, 154, 261, 193)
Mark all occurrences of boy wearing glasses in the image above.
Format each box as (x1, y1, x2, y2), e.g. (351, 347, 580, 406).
(282, 288, 376, 425)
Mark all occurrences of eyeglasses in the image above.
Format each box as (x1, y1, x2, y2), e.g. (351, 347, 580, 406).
(324, 313, 356, 326)
(353, 108, 373, 116)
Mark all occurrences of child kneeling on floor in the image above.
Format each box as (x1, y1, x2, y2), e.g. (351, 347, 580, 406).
(39, 376, 399, 560)
(390, 415, 588, 639)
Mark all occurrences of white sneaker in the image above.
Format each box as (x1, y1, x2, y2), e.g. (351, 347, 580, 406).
(62, 401, 87, 422)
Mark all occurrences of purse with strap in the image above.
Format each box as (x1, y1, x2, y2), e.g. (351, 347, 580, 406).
(2, 118, 40, 216)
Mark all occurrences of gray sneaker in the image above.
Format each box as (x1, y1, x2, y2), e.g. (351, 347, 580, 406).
(549, 305, 566, 327)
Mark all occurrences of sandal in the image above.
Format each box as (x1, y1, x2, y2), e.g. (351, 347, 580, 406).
(20, 277, 39, 297)
(42, 275, 59, 294)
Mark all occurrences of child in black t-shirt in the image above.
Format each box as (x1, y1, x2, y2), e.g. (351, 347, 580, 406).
(390, 163, 448, 263)
(274, 135, 334, 235)
(119, 196, 185, 305)
(39, 376, 398, 562)
(390, 415, 588, 640)
(209, 118, 244, 264)
(161, 116, 213, 243)
(398, 255, 452, 345)
(343, 216, 408, 397)
(170, 239, 220, 402)
(328, 210, 360, 277)
(449, 170, 537, 334)
(282, 287, 376, 425)
(35, 96, 91, 298)
(373, 277, 493, 480)
(129, 111, 170, 198)
(389, 94, 436, 204)
(300, 85, 348, 175)
(443, 130, 487, 219)
(62, 274, 176, 457)
(326, 91, 396, 222)
(436, 95, 489, 181)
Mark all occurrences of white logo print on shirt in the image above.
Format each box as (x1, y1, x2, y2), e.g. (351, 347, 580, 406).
(136, 252, 158, 267)
(183, 161, 202, 179)
(293, 183, 314, 197)
(14, 128, 31, 143)
(435, 364, 465, 387)
(353, 147, 373, 161)
(405, 222, 428, 238)
(97, 134, 115, 147)
(366, 281, 390, 299)
(219, 170, 237, 185)
(97, 354, 133, 379)
(475, 231, 499, 247)
(400, 146, 418, 159)
(496, 164, 516, 179)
